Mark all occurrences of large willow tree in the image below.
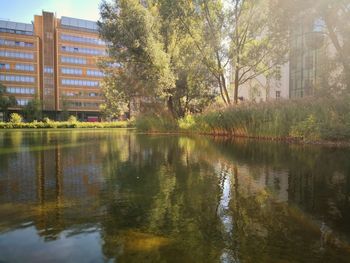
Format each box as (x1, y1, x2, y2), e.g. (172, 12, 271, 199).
(99, 0, 217, 118)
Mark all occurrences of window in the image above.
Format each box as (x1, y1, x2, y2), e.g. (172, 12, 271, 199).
(0, 63, 10, 70)
(61, 56, 86, 65)
(0, 29, 33, 36)
(17, 99, 30, 106)
(61, 67, 82, 75)
(44, 67, 54, 73)
(61, 79, 100, 87)
(66, 101, 100, 108)
(276, 91, 281, 99)
(0, 50, 34, 59)
(15, 64, 34, 71)
(0, 74, 35, 83)
(61, 45, 106, 56)
(6, 87, 35, 94)
(87, 69, 104, 77)
(61, 34, 106, 45)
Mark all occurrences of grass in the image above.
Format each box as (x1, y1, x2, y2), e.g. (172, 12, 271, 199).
(0, 120, 133, 129)
(137, 96, 350, 142)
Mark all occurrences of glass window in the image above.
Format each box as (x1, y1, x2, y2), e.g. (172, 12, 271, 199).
(0, 50, 33, 59)
(44, 67, 54, 73)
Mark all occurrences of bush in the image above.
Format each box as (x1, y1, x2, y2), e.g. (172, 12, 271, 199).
(136, 96, 350, 142)
(68, 115, 78, 123)
(10, 113, 23, 124)
(0, 120, 132, 129)
(135, 113, 178, 132)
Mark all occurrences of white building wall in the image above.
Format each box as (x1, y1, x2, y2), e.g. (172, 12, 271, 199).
(235, 63, 290, 102)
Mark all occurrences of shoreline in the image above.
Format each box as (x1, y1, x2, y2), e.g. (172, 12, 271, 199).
(138, 130, 350, 148)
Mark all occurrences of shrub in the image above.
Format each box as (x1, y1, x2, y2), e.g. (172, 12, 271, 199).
(136, 113, 178, 132)
(68, 115, 78, 123)
(139, 96, 350, 142)
(10, 113, 23, 124)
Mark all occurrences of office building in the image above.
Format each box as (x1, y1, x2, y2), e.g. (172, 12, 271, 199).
(0, 11, 106, 120)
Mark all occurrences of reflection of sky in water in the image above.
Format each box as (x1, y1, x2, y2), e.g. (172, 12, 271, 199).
(217, 169, 238, 263)
(0, 226, 107, 263)
(218, 170, 233, 235)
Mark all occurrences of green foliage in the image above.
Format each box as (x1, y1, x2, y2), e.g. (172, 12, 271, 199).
(0, 120, 132, 129)
(68, 115, 78, 123)
(23, 98, 42, 122)
(138, 96, 350, 142)
(99, 0, 175, 114)
(0, 83, 17, 121)
(135, 113, 178, 132)
(9, 113, 23, 124)
(290, 115, 321, 140)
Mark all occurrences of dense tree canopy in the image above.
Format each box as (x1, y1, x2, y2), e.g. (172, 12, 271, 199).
(98, 0, 349, 118)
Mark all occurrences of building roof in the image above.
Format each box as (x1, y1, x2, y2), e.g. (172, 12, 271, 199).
(0, 20, 33, 35)
(60, 16, 98, 32)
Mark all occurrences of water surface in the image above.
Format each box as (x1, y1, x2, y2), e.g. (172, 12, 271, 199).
(0, 129, 350, 262)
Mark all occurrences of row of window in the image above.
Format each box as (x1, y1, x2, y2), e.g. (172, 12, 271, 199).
(62, 91, 101, 97)
(61, 46, 105, 56)
(61, 79, 99, 87)
(0, 28, 33, 36)
(87, 69, 104, 77)
(15, 64, 34, 71)
(0, 74, 35, 83)
(61, 67, 82, 75)
(0, 63, 35, 71)
(0, 50, 34, 59)
(61, 56, 86, 65)
(67, 101, 100, 108)
(61, 34, 105, 46)
(61, 68, 104, 76)
(17, 99, 30, 106)
(0, 38, 34, 48)
(6, 87, 35, 94)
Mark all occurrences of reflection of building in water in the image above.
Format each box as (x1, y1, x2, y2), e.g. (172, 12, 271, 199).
(0, 136, 110, 239)
(234, 165, 289, 203)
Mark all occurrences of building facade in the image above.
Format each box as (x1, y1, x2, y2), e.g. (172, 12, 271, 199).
(0, 11, 106, 120)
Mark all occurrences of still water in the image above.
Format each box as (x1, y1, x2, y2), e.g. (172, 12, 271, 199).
(0, 129, 350, 263)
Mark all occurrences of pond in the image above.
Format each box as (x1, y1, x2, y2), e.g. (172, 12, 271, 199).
(0, 129, 350, 263)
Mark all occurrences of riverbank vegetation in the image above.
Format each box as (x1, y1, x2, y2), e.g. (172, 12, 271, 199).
(137, 96, 350, 142)
(0, 114, 131, 129)
(97, 0, 350, 143)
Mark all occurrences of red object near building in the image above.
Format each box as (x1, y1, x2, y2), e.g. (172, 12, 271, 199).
(87, 116, 99, 122)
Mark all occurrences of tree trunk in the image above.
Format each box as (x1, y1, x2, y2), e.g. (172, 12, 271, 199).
(234, 66, 239, 104)
(167, 96, 176, 118)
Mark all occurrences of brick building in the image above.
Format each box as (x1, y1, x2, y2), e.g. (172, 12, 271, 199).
(0, 11, 106, 120)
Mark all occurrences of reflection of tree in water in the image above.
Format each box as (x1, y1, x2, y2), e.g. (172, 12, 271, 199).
(1, 131, 350, 262)
(100, 136, 226, 262)
(203, 139, 350, 262)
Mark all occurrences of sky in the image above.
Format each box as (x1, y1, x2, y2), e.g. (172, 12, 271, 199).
(0, 0, 103, 23)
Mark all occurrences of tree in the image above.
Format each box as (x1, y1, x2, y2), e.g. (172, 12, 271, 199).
(155, 0, 218, 116)
(99, 76, 129, 119)
(23, 97, 42, 121)
(99, 0, 217, 118)
(99, 0, 175, 115)
(0, 83, 17, 121)
(172, 0, 287, 105)
(60, 95, 70, 121)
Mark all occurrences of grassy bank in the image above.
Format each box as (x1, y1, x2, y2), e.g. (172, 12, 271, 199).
(136, 96, 350, 142)
(0, 120, 132, 129)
